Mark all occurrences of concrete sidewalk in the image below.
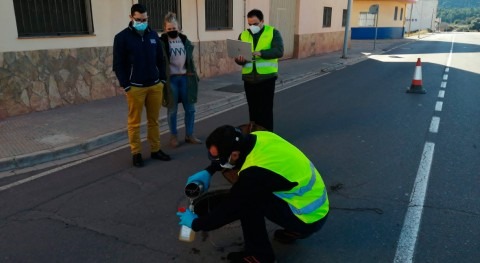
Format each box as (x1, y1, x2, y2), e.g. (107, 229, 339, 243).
(0, 38, 421, 173)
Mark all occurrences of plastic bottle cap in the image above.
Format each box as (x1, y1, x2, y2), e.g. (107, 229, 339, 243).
(178, 207, 186, 212)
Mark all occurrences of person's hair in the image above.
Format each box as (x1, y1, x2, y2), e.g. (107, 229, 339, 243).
(131, 3, 147, 16)
(247, 9, 264, 21)
(164, 12, 179, 28)
(206, 125, 242, 157)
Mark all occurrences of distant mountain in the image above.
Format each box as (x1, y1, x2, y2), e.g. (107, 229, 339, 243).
(439, 0, 480, 9)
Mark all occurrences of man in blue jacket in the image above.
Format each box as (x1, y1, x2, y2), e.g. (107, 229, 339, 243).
(113, 3, 171, 167)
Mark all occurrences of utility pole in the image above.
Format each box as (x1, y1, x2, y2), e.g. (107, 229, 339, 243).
(374, 10, 379, 49)
(342, 0, 353, 58)
(368, 4, 379, 50)
(408, 3, 414, 36)
(418, 0, 424, 38)
(431, 7, 435, 31)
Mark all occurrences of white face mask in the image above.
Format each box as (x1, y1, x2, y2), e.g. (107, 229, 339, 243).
(219, 156, 235, 169)
(250, 25, 261, 34)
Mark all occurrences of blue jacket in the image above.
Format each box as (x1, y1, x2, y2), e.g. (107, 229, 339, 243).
(113, 23, 167, 91)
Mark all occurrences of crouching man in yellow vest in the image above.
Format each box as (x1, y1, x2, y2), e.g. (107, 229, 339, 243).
(177, 125, 329, 263)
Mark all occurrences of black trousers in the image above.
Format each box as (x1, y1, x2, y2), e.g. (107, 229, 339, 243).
(244, 78, 276, 131)
(218, 193, 328, 261)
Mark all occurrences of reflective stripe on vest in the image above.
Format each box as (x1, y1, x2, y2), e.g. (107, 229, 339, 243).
(239, 131, 329, 223)
(240, 25, 278, 75)
(274, 162, 328, 215)
(244, 61, 278, 69)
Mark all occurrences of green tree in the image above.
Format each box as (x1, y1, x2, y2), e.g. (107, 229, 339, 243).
(470, 18, 480, 30)
(438, 8, 480, 24)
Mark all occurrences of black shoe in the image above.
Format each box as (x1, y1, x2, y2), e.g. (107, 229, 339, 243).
(132, 153, 144, 167)
(227, 251, 275, 263)
(273, 229, 310, 244)
(151, 150, 171, 161)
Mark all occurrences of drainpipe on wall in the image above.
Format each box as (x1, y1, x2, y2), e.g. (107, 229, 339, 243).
(418, 1, 424, 38)
(408, 3, 414, 36)
(243, 0, 247, 31)
(195, 0, 202, 74)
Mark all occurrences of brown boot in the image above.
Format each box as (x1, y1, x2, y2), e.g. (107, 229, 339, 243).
(170, 134, 178, 148)
(185, 135, 202, 144)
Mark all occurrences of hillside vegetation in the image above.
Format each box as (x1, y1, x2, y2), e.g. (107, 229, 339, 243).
(438, 0, 480, 30)
(438, 0, 480, 9)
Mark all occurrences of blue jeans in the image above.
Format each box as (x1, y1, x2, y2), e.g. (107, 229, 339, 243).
(167, 75, 196, 136)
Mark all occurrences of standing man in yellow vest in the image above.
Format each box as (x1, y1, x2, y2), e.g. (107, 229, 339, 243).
(177, 125, 329, 263)
(234, 9, 284, 132)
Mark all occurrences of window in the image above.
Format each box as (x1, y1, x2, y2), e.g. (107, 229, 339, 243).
(323, 7, 332, 28)
(400, 8, 404, 21)
(394, 6, 398, 21)
(205, 0, 233, 30)
(13, 0, 94, 37)
(342, 9, 347, 27)
(359, 12, 376, 27)
(139, 0, 180, 32)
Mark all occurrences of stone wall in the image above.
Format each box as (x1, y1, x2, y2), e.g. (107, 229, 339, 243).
(195, 40, 240, 78)
(0, 40, 240, 120)
(0, 47, 121, 119)
(294, 31, 347, 59)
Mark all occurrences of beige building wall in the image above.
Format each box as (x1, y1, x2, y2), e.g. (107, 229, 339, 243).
(352, 1, 407, 27)
(295, 0, 349, 58)
(0, 0, 130, 52)
(298, 0, 348, 33)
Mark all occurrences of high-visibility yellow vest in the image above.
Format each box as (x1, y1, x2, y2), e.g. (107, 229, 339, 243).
(239, 131, 329, 223)
(240, 25, 279, 75)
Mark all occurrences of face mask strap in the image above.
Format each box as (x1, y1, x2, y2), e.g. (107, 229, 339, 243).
(220, 155, 235, 169)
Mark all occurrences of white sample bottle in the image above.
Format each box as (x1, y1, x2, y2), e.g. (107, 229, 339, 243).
(178, 207, 195, 242)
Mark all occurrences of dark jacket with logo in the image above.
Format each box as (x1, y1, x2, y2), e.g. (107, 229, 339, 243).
(113, 22, 167, 91)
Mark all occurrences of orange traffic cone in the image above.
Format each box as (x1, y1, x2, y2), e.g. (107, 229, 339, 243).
(407, 58, 426, 94)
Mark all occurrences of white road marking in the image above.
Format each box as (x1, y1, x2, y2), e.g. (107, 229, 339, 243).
(394, 142, 435, 263)
(429, 117, 440, 133)
(447, 36, 454, 67)
(438, 90, 445, 98)
(395, 33, 454, 263)
(0, 148, 121, 192)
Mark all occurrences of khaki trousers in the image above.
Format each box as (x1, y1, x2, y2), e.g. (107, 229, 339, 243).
(126, 82, 164, 154)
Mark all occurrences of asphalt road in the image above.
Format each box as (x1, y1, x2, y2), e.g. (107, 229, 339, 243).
(0, 32, 479, 263)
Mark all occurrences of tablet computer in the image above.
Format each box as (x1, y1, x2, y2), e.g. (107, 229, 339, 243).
(227, 39, 252, 61)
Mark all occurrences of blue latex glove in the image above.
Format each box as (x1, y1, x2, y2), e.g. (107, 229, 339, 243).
(186, 170, 211, 192)
(176, 209, 198, 228)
